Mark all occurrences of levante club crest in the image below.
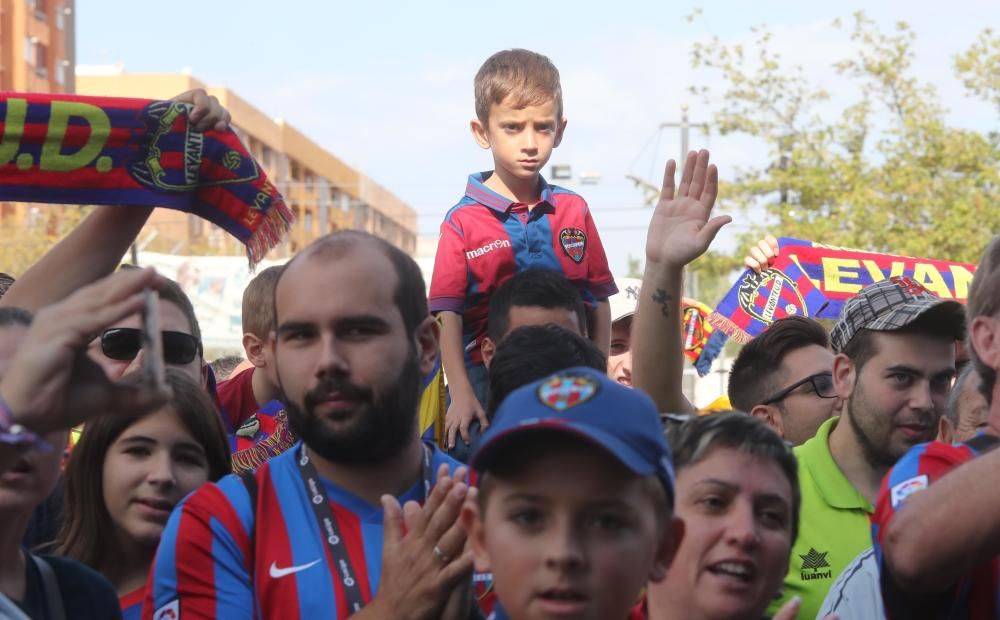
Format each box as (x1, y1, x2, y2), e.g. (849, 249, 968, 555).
(736, 268, 809, 326)
(537, 373, 599, 411)
(559, 227, 587, 263)
(130, 100, 261, 192)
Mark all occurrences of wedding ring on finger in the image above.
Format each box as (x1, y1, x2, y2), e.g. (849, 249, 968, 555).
(433, 545, 449, 565)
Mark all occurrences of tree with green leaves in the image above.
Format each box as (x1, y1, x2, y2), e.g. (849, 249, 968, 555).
(687, 12, 1000, 267)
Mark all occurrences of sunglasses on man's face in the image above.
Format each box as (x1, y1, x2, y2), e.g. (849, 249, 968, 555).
(761, 371, 837, 406)
(100, 328, 201, 365)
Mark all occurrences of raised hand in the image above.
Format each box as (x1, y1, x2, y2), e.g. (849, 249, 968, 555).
(644, 150, 730, 268)
(172, 88, 232, 133)
(744, 234, 780, 273)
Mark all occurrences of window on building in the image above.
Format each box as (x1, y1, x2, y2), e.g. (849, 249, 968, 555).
(24, 38, 33, 65)
(261, 145, 273, 172)
(56, 5, 64, 29)
(304, 210, 314, 235)
(55, 60, 65, 85)
(35, 43, 48, 78)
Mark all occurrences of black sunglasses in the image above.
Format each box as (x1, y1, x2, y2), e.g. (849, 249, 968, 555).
(100, 328, 201, 365)
(761, 372, 836, 406)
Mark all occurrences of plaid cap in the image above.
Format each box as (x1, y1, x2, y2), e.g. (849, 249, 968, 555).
(830, 276, 966, 353)
(471, 367, 674, 501)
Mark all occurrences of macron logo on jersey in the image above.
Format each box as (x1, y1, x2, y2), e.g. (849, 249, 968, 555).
(466, 239, 511, 260)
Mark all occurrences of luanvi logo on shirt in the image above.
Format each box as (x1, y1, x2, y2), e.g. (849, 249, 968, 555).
(799, 547, 832, 580)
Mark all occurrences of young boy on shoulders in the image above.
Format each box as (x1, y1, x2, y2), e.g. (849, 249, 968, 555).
(430, 49, 617, 458)
(461, 367, 681, 620)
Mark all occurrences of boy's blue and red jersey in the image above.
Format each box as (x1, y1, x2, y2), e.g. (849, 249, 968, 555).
(143, 441, 463, 619)
(872, 439, 1000, 619)
(429, 172, 617, 364)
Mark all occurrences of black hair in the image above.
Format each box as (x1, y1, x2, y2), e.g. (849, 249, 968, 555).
(486, 324, 606, 417)
(728, 316, 829, 412)
(487, 269, 586, 342)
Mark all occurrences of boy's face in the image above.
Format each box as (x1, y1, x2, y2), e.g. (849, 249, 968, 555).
(472, 97, 566, 186)
(463, 437, 678, 620)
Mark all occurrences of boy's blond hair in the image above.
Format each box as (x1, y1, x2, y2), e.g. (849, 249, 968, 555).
(242, 265, 283, 340)
(474, 49, 563, 124)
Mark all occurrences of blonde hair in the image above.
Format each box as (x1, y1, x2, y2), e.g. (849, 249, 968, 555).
(474, 49, 563, 124)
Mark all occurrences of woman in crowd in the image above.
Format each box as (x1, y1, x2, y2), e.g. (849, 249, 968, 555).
(54, 369, 230, 619)
(646, 413, 801, 620)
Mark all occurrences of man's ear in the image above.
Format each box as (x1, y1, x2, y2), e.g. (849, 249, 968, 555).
(481, 336, 497, 369)
(242, 333, 267, 368)
(750, 404, 785, 440)
(470, 118, 491, 149)
(461, 490, 492, 574)
(553, 116, 568, 148)
(937, 415, 954, 444)
(649, 516, 684, 583)
(832, 352, 856, 400)
(970, 316, 1000, 372)
(415, 316, 441, 377)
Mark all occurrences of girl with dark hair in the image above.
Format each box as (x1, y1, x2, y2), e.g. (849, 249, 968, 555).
(54, 369, 230, 619)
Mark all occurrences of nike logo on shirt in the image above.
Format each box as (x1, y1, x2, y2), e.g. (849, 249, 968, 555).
(269, 559, 320, 578)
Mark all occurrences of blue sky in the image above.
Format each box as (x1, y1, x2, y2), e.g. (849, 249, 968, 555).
(79, 0, 999, 275)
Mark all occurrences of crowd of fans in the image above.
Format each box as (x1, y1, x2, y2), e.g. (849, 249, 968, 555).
(0, 48, 999, 620)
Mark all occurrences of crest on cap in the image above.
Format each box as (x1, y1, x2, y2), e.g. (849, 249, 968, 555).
(537, 373, 599, 411)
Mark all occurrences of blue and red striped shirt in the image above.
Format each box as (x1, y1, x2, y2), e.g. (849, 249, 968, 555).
(429, 172, 616, 363)
(120, 588, 143, 620)
(143, 441, 462, 619)
(873, 439, 999, 619)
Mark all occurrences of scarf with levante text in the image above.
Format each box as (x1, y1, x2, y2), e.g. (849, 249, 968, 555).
(0, 93, 291, 264)
(709, 237, 977, 344)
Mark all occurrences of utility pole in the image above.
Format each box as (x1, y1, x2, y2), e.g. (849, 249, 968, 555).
(662, 105, 710, 302)
(627, 105, 711, 208)
(661, 104, 710, 166)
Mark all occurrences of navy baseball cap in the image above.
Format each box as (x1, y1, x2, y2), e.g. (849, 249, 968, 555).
(471, 367, 675, 501)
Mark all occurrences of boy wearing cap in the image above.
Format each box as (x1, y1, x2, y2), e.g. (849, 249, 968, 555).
(461, 367, 680, 620)
(770, 275, 966, 619)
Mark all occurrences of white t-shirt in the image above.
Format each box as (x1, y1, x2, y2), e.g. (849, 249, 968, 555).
(817, 547, 886, 619)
